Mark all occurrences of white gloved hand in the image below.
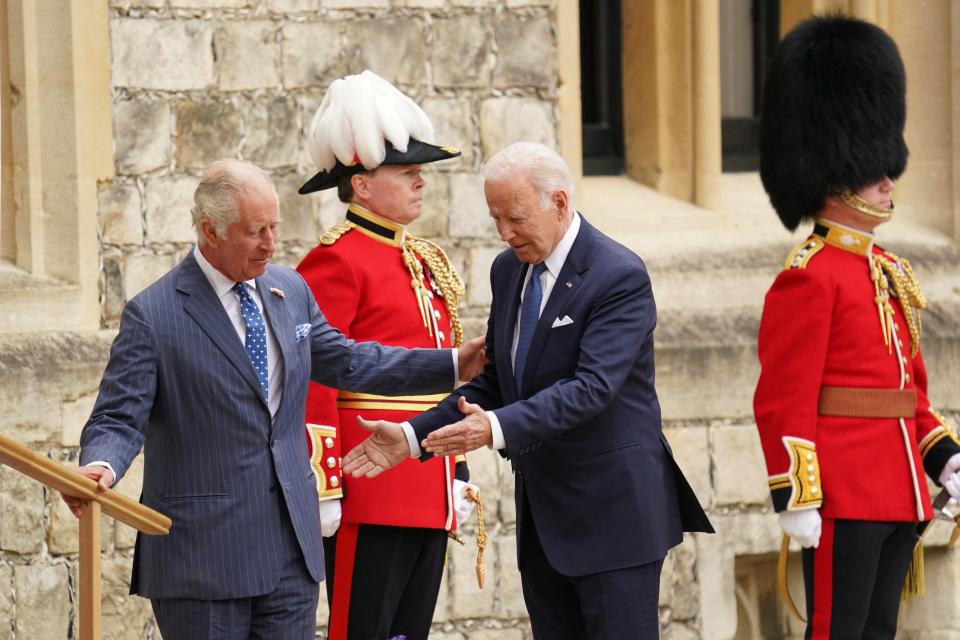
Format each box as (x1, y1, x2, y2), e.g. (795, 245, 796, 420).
(453, 479, 478, 526)
(778, 509, 822, 548)
(938, 453, 960, 501)
(318, 499, 342, 537)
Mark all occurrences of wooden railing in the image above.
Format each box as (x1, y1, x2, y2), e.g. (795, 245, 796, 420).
(0, 433, 171, 640)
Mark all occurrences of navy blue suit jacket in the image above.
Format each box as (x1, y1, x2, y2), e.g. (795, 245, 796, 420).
(80, 253, 454, 599)
(410, 218, 712, 577)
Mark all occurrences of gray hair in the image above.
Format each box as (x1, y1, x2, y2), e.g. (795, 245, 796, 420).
(481, 142, 576, 211)
(191, 159, 278, 244)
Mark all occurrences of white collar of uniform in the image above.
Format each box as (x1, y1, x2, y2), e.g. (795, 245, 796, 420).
(540, 211, 581, 279)
(193, 245, 257, 299)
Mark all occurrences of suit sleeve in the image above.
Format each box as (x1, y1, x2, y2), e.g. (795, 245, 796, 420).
(914, 350, 960, 480)
(298, 247, 360, 501)
(79, 300, 158, 483)
(753, 268, 832, 512)
(298, 274, 455, 396)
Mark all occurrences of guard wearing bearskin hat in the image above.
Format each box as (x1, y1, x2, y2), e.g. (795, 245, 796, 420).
(753, 14, 960, 638)
(296, 70, 482, 640)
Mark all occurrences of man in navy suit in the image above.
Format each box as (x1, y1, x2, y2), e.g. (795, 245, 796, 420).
(60, 159, 484, 639)
(343, 143, 713, 639)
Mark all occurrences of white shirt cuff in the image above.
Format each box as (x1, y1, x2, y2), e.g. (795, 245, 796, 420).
(487, 411, 506, 451)
(401, 421, 422, 458)
(451, 348, 459, 383)
(86, 460, 117, 487)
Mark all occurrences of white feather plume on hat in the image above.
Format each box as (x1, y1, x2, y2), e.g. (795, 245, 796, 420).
(307, 70, 436, 172)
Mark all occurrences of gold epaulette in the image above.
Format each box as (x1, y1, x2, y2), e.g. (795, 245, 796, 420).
(319, 219, 354, 246)
(783, 236, 825, 270)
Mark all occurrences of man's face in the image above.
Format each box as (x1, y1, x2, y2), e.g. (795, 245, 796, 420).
(355, 164, 425, 225)
(485, 173, 568, 265)
(202, 185, 280, 282)
(856, 176, 895, 210)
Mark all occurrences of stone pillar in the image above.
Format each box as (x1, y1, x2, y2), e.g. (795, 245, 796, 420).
(0, 0, 13, 262)
(780, 0, 843, 34)
(692, 0, 722, 210)
(622, 0, 693, 201)
(888, 1, 958, 238)
(3, 0, 110, 331)
(556, 0, 584, 194)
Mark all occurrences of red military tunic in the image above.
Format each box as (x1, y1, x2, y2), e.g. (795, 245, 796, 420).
(298, 203, 463, 530)
(755, 218, 960, 521)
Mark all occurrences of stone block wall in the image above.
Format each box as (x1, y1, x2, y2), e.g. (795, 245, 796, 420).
(8, 1, 960, 639)
(99, 0, 559, 330)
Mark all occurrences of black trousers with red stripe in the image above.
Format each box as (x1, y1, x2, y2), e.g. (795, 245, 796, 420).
(801, 518, 918, 640)
(323, 523, 448, 640)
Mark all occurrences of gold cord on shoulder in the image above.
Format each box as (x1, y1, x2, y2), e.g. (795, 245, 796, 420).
(868, 253, 896, 353)
(873, 251, 926, 357)
(403, 236, 466, 347)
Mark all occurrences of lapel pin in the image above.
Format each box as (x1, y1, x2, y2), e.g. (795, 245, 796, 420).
(270, 287, 285, 299)
(565, 282, 573, 288)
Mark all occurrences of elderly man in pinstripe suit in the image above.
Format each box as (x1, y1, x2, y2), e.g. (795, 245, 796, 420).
(61, 159, 484, 639)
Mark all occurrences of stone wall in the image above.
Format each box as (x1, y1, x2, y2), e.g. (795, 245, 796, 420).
(100, 0, 557, 330)
(7, 1, 960, 639)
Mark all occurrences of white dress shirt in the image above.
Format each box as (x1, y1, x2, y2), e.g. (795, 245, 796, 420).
(193, 246, 284, 417)
(402, 212, 582, 457)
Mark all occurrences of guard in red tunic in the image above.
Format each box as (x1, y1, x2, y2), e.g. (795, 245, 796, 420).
(296, 70, 479, 640)
(754, 15, 960, 638)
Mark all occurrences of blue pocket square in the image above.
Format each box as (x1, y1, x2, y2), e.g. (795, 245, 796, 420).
(295, 323, 311, 342)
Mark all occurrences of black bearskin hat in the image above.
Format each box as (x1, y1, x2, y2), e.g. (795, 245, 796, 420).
(759, 14, 908, 230)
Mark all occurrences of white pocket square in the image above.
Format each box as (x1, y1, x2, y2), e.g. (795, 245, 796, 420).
(295, 323, 311, 342)
(551, 315, 574, 328)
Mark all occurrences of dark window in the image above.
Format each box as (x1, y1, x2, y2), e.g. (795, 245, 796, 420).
(580, 0, 624, 176)
(720, 0, 779, 172)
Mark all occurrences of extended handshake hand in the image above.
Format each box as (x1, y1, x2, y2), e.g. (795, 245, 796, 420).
(457, 336, 487, 382)
(342, 417, 411, 479)
(421, 397, 492, 456)
(343, 396, 492, 479)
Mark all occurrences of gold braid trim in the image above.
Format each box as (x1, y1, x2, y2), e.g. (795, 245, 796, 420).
(874, 251, 926, 357)
(405, 236, 466, 347)
(448, 488, 488, 589)
(468, 486, 487, 589)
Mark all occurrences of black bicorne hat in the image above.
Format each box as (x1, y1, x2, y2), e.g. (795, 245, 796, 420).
(759, 14, 908, 230)
(298, 139, 461, 195)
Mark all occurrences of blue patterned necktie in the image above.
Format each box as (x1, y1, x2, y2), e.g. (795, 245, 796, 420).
(232, 282, 269, 401)
(514, 263, 547, 395)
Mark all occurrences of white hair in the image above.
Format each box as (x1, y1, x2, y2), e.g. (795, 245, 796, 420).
(481, 142, 576, 211)
(191, 159, 278, 244)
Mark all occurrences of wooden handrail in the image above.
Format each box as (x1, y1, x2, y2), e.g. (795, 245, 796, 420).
(0, 432, 171, 640)
(0, 433, 170, 534)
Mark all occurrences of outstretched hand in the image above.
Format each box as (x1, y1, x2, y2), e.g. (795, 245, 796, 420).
(457, 336, 487, 382)
(421, 396, 492, 456)
(342, 417, 411, 479)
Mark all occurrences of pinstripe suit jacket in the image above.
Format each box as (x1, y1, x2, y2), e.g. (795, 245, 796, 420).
(79, 252, 454, 600)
